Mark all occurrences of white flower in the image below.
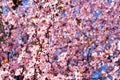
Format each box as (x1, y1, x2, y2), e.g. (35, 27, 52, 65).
(117, 40, 120, 50)
(15, 69, 22, 76)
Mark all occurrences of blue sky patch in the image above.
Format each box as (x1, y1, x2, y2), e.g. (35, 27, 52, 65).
(2, 6, 8, 14)
(92, 72, 99, 79)
(99, 24, 104, 29)
(22, 0, 29, 5)
(93, 10, 101, 18)
(56, 49, 61, 56)
(85, 49, 89, 54)
(118, 70, 120, 76)
(75, 32, 80, 38)
(71, 77, 76, 80)
(109, 0, 113, 3)
(74, 7, 80, 14)
(92, 70, 102, 79)
(8, 49, 15, 58)
(108, 74, 113, 80)
(101, 64, 107, 72)
(61, 12, 67, 17)
(3, 0, 8, 2)
(102, 77, 107, 80)
(72, 0, 77, 2)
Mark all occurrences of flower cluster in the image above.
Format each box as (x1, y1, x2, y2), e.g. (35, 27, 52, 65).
(0, 0, 120, 80)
